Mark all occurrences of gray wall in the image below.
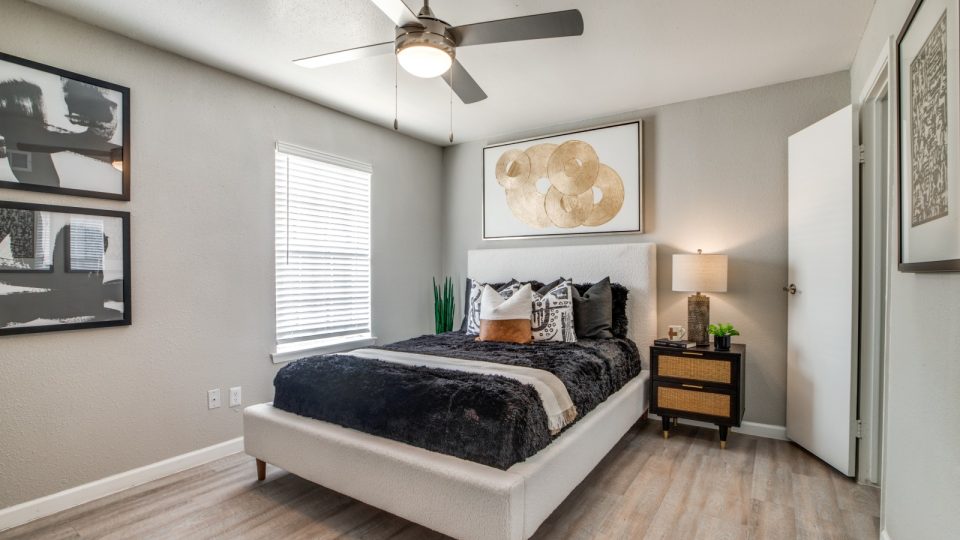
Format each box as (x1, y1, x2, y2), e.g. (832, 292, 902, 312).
(852, 2, 960, 538)
(0, 1, 442, 508)
(441, 72, 850, 427)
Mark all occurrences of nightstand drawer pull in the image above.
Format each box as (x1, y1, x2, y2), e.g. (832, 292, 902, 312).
(658, 355, 732, 384)
(658, 387, 731, 418)
(681, 384, 704, 389)
(682, 352, 704, 356)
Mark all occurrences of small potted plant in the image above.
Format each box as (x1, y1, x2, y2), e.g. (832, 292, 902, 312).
(708, 323, 740, 351)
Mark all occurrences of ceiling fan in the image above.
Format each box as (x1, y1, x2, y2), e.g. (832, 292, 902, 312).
(293, 0, 584, 104)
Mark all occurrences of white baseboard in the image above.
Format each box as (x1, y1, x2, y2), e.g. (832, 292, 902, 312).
(0, 437, 243, 533)
(649, 414, 787, 441)
(880, 528, 892, 540)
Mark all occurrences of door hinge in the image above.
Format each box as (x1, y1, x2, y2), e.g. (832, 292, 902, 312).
(855, 419, 863, 439)
(858, 144, 866, 164)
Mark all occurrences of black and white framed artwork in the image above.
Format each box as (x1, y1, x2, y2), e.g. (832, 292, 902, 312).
(896, 0, 960, 271)
(0, 52, 130, 200)
(0, 201, 131, 336)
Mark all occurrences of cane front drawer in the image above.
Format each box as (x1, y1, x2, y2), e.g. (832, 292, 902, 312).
(655, 383, 733, 420)
(657, 354, 732, 385)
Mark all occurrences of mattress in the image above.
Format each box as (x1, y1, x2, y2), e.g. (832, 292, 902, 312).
(272, 331, 642, 469)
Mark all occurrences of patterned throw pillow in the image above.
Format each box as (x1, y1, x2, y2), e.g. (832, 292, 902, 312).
(531, 279, 577, 342)
(465, 279, 521, 334)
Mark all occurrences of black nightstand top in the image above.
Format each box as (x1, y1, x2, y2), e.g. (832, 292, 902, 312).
(650, 343, 745, 358)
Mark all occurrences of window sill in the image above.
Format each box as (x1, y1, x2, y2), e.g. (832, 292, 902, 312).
(271, 334, 377, 364)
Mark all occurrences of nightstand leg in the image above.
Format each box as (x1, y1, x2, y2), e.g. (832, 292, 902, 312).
(662, 416, 670, 439)
(718, 426, 728, 449)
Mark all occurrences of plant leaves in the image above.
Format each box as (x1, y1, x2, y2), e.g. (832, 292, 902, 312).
(708, 322, 739, 337)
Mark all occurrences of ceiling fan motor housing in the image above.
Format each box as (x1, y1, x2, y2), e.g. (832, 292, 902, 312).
(395, 18, 456, 62)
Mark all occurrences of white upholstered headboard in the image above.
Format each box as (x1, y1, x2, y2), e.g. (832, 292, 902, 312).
(467, 243, 657, 364)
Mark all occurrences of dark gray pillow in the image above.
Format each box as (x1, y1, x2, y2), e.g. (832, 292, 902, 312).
(533, 278, 566, 295)
(571, 277, 614, 339)
(608, 282, 629, 338)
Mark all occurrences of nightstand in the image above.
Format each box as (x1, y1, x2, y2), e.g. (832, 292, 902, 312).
(650, 343, 745, 448)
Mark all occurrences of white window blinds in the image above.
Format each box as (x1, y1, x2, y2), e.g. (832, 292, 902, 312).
(68, 217, 105, 272)
(275, 142, 372, 345)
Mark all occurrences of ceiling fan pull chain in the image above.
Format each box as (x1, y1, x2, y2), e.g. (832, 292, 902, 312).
(394, 55, 399, 131)
(448, 66, 454, 143)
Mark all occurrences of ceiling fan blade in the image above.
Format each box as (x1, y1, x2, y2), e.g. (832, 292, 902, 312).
(450, 9, 583, 47)
(369, 0, 420, 27)
(293, 41, 394, 69)
(441, 60, 487, 104)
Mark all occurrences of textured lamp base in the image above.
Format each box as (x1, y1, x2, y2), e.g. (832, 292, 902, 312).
(687, 293, 710, 346)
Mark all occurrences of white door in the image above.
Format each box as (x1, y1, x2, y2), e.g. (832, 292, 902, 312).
(786, 105, 858, 477)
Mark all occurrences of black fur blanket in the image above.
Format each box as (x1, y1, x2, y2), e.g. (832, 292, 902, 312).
(272, 332, 641, 469)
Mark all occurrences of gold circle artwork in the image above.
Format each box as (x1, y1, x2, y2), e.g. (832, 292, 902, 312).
(525, 143, 557, 181)
(583, 165, 625, 226)
(547, 141, 600, 196)
(545, 186, 594, 228)
(495, 140, 625, 229)
(506, 183, 551, 228)
(494, 149, 530, 190)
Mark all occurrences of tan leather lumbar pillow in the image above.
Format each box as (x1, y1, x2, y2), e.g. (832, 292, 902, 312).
(477, 283, 533, 344)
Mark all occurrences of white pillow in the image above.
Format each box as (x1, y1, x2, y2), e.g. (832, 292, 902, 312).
(480, 283, 533, 320)
(465, 280, 520, 334)
(531, 280, 577, 342)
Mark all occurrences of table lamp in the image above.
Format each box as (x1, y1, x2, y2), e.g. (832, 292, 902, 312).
(672, 249, 728, 346)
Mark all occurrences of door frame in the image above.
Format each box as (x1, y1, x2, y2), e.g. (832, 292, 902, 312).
(856, 37, 895, 487)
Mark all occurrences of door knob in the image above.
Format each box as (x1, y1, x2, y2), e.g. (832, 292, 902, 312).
(783, 284, 797, 295)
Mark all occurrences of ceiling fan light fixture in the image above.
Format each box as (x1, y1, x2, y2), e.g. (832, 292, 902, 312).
(397, 44, 452, 78)
(110, 147, 124, 172)
(395, 23, 455, 78)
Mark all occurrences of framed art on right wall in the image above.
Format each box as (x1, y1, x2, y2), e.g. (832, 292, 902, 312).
(896, 0, 960, 271)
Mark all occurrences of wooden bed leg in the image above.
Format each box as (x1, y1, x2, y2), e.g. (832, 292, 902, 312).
(256, 459, 266, 481)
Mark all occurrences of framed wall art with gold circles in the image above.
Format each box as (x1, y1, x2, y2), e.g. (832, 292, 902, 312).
(482, 121, 641, 239)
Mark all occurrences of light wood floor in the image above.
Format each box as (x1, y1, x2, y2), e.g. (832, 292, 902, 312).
(0, 420, 879, 539)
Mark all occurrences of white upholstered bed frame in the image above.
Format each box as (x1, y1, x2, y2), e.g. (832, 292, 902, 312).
(244, 243, 657, 540)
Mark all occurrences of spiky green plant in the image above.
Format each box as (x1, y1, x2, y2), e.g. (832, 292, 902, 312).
(433, 276, 455, 333)
(707, 323, 741, 337)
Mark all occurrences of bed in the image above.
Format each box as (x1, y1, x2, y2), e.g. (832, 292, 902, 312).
(243, 243, 657, 540)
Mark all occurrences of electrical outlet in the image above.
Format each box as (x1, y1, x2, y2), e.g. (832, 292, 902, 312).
(208, 388, 221, 409)
(229, 386, 242, 407)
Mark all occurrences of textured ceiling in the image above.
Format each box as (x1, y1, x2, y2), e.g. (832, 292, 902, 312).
(29, 0, 875, 145)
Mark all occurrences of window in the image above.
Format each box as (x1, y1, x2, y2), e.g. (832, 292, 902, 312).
(67, 217, 105, 272)
(274, 142, 372, 349)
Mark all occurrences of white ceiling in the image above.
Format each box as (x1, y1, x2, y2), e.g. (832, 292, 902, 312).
(29, 0, 875, 146)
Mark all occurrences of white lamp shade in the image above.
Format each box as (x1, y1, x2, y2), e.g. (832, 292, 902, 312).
(397, 45, 453, 78)
(672, 253, 728, 292)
